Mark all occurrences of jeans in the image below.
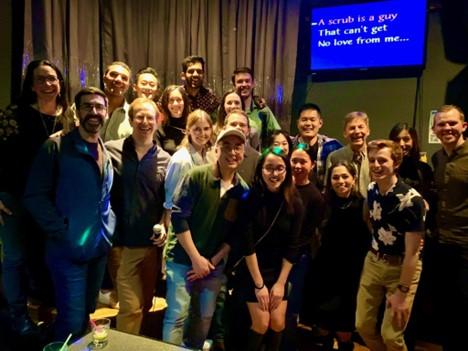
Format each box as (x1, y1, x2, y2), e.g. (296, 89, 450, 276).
(0, 192, 27, 317)
(46, 251, 107, 340)
(356, 252, 422, 351)
(163, 261, 226, 349)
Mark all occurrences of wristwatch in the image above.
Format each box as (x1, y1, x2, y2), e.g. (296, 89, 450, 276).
(397, 284, 410, 293)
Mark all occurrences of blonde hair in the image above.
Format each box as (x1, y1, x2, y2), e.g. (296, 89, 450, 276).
(180, 109, 213, 148)
(128, 97, 159, 120)
(434, 104, 465, 126)
(344, 111, 369, 129)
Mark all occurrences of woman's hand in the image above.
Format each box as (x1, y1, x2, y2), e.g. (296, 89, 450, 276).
(269, 282, 285, 311)
(255, 285, 270, 312)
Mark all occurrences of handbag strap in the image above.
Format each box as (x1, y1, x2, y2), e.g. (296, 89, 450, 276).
(231, 200, 285, 272)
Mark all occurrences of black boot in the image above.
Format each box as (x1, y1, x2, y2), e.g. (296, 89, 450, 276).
(247, 329, 265, 351)
(265, 330, 283, 351)
(337, 341, 354, 351)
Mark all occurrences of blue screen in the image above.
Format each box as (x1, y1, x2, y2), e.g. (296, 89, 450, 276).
(310, 0, 427, 71)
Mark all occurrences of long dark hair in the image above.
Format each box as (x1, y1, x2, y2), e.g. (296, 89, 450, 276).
(20, 59, 68, 110)
(325, 160, 358, 199)
(388, 122, 421, 162)
(159, 85, 190, 126)
(253, 147, 298, 213)
(216, 90, 245, 130)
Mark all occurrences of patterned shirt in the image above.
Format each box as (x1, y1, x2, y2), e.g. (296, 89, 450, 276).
(367, 178, 425, 256)
(185, 85, 219, 115)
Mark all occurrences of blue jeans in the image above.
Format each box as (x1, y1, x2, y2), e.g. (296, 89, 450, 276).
(163, 261, 226, 349)
(0, 192, 27, 317)
(46, 251, 107, 340)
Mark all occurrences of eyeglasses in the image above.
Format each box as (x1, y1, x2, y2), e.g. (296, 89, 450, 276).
(35, 75, 58, 84)
(80, 103, 107, 113)
(220, 144, 244, 154)
(263, 165, 286, 175)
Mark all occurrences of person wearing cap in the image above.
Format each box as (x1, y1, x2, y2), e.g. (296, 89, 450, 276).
(162, 127, 249, 349)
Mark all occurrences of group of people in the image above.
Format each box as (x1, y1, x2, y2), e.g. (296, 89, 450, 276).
(0, 55, 466, 351)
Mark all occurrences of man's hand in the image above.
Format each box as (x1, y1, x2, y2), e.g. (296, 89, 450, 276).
(269, 282, 285, 311)
(150, 225, 167, 247)
(0, 200, 13, 226)
(386, 290, 409, 329)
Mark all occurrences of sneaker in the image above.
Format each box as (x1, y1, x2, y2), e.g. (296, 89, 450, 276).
(98, 290, 119, 309)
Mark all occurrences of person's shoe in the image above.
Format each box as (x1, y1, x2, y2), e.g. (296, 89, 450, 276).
(98, 290, 119, 309)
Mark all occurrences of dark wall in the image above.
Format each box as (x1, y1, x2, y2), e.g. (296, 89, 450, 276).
(293, 11, 465, 161)
(0, 0, 12, 107)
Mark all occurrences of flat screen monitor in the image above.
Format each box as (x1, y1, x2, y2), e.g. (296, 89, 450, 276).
(310, 0, 428, 80)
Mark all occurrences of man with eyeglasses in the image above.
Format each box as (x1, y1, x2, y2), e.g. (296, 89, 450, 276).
(223, 110, 260, 185)
(101, 61, 133, 142)
(163, 127, 249, 349)
(24, 87, 115, 341)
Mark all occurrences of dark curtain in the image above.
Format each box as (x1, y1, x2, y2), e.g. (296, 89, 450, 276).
(22, 0, 300, 127)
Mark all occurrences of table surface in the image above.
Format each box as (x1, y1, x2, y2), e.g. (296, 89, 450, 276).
(70, 329, 194, 351)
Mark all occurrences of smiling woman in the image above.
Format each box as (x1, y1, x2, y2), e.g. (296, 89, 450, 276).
(0, 59, 76, 336)
(234, 147, 303, 351)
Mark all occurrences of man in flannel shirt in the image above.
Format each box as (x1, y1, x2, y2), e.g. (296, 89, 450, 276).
(356, 139, 425, 351)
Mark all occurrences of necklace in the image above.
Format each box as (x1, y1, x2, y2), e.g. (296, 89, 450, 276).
(33, 103, 61, 136)
(39, 111, 58, 136)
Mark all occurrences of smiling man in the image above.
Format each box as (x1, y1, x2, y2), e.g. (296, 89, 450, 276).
(133, 67, 160, 101)
(232, 67, 280, 150)
(163, 127, 249, 349)
(101, 61, 132, 142)
(181, 55, 219, 116)
(326, 111, 371, 197)
(431, 105, 468, 351)
(24, 87, 115, 340)
(292, 103, 342, 189)
(105, 98, 170, 335)
(356, 139, 425, 351)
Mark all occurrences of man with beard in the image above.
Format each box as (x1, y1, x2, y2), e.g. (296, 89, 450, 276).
(101, 61, 132, 142)
(232, 67, 280, 150)
(181, 55, 219, 116)
(24, 87, 115, 341)
(326, 111, 371, 198)
(163, 127, 249, 349)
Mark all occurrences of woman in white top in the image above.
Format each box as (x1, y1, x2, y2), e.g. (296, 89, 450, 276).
(164, 109, 214, 212)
